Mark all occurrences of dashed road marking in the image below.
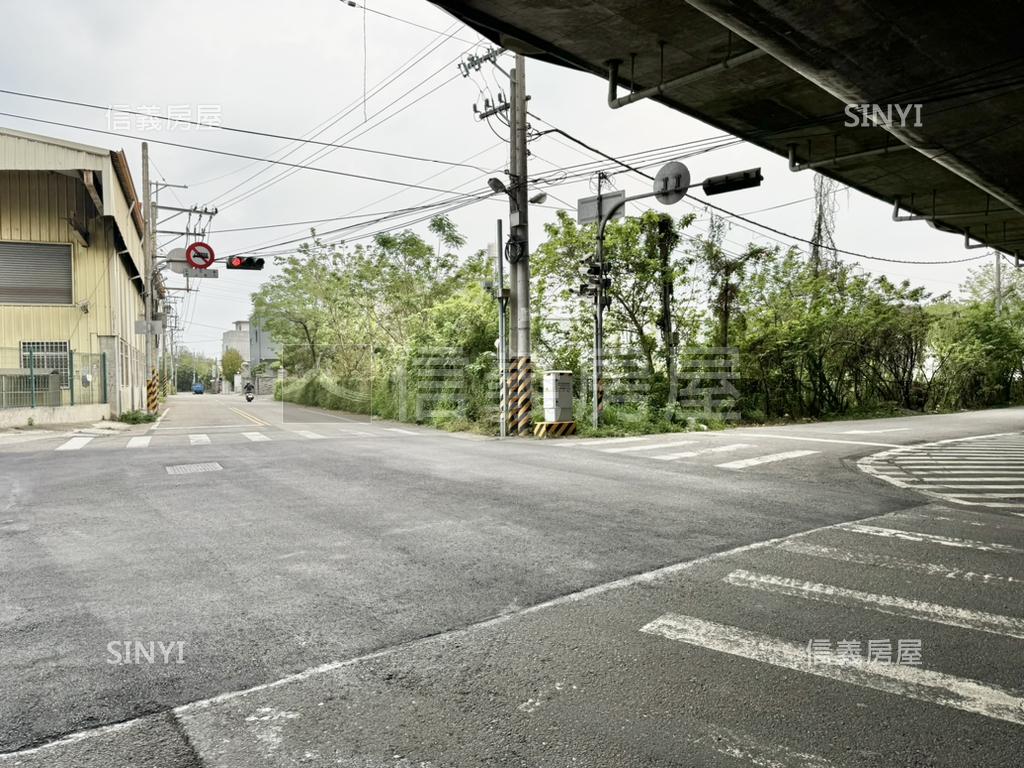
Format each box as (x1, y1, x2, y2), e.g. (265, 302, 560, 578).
(385, 427, 420, 435)
(189, 434, 211, 446)
(652, 443, 754, 461)
(243, 432, 270, 442)
(601, 439, 697, 453)
(126, 436, 151, 449)
(640, 614, 1024, 725)
(55, 437, 93, 451)
(296, 430, 325, 440)
(724, 568, 1024, 639)
(717, 449, 819, 470)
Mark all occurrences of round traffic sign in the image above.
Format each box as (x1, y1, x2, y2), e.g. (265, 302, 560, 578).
(653, 161, 690, 205)
(185, 241, 216, 269)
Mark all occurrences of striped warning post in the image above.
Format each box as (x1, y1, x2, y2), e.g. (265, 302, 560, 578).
(515, 356, 532, 436)
(147, 369, 159, 414)
(533, 421, 577, 438)
(506, 356, 521, 435)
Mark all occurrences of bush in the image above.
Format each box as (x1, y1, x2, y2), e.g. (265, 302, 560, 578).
(117, 409, 157, 424)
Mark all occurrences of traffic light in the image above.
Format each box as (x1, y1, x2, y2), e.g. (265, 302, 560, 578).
(226, 256, 265, 270)
(702, 167, 763, 196)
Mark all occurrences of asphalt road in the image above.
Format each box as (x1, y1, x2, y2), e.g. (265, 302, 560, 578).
(0, 395, 1022, 767)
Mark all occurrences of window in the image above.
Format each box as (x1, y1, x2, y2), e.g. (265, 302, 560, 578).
(0, 243, 73, 304)
(20, 341, 70, 387)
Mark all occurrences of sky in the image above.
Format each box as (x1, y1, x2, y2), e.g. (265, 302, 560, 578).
(0, 0, 997, 359)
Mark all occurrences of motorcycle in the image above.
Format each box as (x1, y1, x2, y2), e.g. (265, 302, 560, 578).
(245, 391, 255, 403)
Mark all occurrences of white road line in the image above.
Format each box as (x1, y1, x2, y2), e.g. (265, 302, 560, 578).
(652, 443, 754, 461)
(736, 434, 900, 448)
(717, 450, 819, 470)
(913, 472, 1024, 477)
(126, 436, 151, 449)
(915, 484, 1024, 490)
(385, 427, 420, 435)
(296, 430, 325, 440)
(945, 493, 1024, 499)
(837, 523, 1023, 553)
(696, 725, 838, 768)
(775, 540, 1019, 585)
(55, 436, 92, 451)
(641, 614, 1024, 725)
(841, 428, 909, 434)
(243, 432, 270, 442)
(189, 434, 211, 446)
(725, 569, 1024, 640)
(601, 439, 697, 453)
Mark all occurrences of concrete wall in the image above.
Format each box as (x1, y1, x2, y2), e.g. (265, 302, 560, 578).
(0, 402, 109, 428)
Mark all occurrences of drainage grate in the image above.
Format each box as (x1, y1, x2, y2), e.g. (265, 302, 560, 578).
(165, 462, 223, 475)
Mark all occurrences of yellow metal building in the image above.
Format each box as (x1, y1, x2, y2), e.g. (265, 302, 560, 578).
(0, 127, 149, 417)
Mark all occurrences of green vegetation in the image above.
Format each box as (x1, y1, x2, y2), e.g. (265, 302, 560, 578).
(175, 349, 215, 393)
(256, 207, 1024, 436)
(221, 348, 244, 383)
(117, 409, 158, 424)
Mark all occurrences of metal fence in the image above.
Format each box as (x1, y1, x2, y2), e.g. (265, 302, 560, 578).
(0, 346, 107, 409)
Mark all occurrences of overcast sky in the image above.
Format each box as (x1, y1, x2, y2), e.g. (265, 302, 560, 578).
(0, 1, 994, 358)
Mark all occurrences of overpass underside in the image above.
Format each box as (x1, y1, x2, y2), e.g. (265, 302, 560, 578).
(431, 0, 1024, 258)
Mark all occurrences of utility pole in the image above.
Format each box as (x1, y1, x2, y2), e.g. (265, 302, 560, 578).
(657, 214, 678, 411)
(509, 52, 532, 436)
(995, 251, 1003, 317)
(141, 142, 157, 413)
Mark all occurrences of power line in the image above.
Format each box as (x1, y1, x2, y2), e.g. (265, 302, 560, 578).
(0, 87, 490, 170)
(0, 110, 477, 196)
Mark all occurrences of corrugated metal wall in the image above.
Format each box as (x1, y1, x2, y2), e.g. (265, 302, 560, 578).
(0, 169, 145, 408)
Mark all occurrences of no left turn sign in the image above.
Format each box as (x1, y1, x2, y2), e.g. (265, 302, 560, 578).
(185, 241, 216, 269)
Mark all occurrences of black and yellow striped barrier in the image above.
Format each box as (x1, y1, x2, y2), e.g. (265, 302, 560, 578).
(515, 355, 532, 436)
(533, 420, 577, 438)
(506, 356, 521, 434)
(146, 369, 159, 414)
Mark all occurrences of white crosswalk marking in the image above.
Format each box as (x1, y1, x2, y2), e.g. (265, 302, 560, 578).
(724, 568, 1024, 639)
(55, 436, 93, 451)
(296, 430, 325, 440)
(189, 434, 211, 446)
(385, 427, 419, 435)
(601, 439, 696, 453)
(716, 449, 819, 470)
(126, 436, 151, 449)
(837, 522, 1024, 553)
(860, 434, 1024, 508)
(775, 540, 1020, 585)
(641, 614, 1024, 725)
(652, 443, 754, 461)
(243, 432, 270, 442)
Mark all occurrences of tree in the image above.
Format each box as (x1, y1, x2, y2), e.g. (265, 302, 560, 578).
(221, 348, 244, 382)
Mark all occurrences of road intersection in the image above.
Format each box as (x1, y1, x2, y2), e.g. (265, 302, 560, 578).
(1, 396, 1022, 766)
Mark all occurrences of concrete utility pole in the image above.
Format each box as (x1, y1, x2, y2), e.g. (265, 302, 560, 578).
(509, 53, 532, 436)
(141, 142, 156, 413)
(995, 250, 1003, 317)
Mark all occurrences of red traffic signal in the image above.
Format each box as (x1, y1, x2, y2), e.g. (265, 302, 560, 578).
(226, 256, 265, 270)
